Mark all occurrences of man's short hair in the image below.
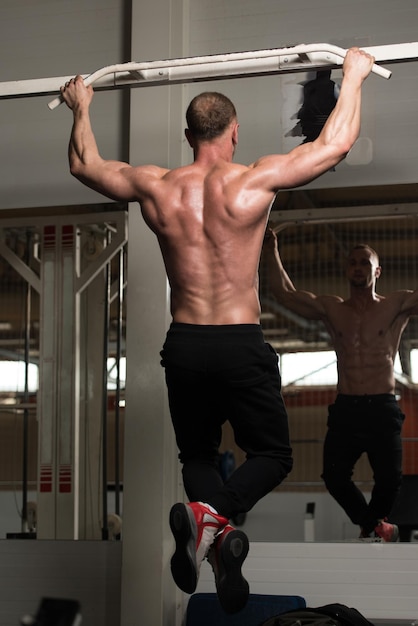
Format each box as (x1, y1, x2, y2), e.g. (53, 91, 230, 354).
(186, 92, 237, 140)
(348, 243, 380, 265)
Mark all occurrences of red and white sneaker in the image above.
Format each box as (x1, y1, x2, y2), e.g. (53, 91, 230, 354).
(169, 502, 228, 594)
(374, 519, 399, 542)
(207, 524, 249, 614)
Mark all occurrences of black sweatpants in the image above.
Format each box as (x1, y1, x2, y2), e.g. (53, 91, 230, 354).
(322, 393, 405, 534)
(160, 323, 293, 520)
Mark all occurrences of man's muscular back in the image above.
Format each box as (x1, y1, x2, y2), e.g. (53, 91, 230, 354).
(139, 160, 274, 325)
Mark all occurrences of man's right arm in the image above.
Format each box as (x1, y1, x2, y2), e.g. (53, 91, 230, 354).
(264, 229, 329, 320)
(247, 47, 375, 193)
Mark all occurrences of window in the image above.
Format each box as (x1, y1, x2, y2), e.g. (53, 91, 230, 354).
(0, 361, 39, 393)
(0, 357, 126, 393)
(280, 351, 337, 386)
(107, 357, 126, 390)
(409, 349, 418, 383)
(280, 351, 404, 387)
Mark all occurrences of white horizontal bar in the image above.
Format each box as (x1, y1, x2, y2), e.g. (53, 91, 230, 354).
(363, 41, 418, 62)
(45, 43, 391, 109)
(271, 202, 418, 230)
(2, 41, 415, 110)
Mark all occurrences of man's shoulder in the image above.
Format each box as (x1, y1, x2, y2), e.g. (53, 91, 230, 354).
(384, 289, 418, 316)
(320, 294, 345, 306)
(376, 290, 410, 306)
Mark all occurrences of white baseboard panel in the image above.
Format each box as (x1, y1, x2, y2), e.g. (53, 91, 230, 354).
(196, 542, 418, 622)
(0, 540, 121, 626)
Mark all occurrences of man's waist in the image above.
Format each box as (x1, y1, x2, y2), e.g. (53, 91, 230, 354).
(336, 393, 397, 404)
(169, 321, 262, 335)
(336, 360, 395, 396)
(172, 309, 261, 325)
(171, 291, 261, 326)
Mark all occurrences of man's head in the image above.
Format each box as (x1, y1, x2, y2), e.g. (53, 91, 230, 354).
(185, 92, 237, 142)
(346, 244, 381, 289)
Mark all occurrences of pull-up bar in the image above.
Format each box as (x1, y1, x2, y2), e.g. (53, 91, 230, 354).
(2, 41, 417, 111)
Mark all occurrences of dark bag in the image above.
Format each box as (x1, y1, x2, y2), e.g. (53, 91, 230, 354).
(260, 603, 374, 626)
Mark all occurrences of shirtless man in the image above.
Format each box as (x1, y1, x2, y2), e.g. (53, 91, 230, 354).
(265, 231, 418, 541)
(60, 47, 374, 611)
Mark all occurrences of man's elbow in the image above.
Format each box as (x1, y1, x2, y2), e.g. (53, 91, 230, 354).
(271, 287, 293, 304)
(338, 132, 359, 159)
(69, 156, 79, 174)
(319, 132, 357, 165)
(340, 142, 353, 160)
(69, 160, 85, 182)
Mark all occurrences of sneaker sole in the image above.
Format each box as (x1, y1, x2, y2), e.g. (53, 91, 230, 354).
(169, 503, 198, 594)
(357, 537, 383, 543)
(215, 529, 249, 614)
(391, 524, 400, 542)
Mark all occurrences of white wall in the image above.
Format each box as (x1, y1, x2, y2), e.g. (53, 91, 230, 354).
(3, 0, 418, 209)
(185, 0, 418, 190)
(0, 539, 121, 626)
(197, 542, 418, 622)
(0, 0, 127, 209)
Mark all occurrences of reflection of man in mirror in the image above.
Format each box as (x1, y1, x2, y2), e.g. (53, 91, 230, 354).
(264, 231, 418, 541)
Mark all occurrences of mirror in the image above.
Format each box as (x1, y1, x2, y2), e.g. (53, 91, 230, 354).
(3, 185, 418, 543)
(0, 208, 126, 540)
(221, 183, 418, 542)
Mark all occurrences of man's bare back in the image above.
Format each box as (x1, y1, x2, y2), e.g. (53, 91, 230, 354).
(140, 160, 273, 325)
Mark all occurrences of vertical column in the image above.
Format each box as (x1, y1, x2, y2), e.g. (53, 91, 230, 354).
(37, 224, 77, 539)
(56, 225, 77, 538)
(121, 1, 189, 625)
(77, 259, 106, 540)
(37, 225, 58, 538)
